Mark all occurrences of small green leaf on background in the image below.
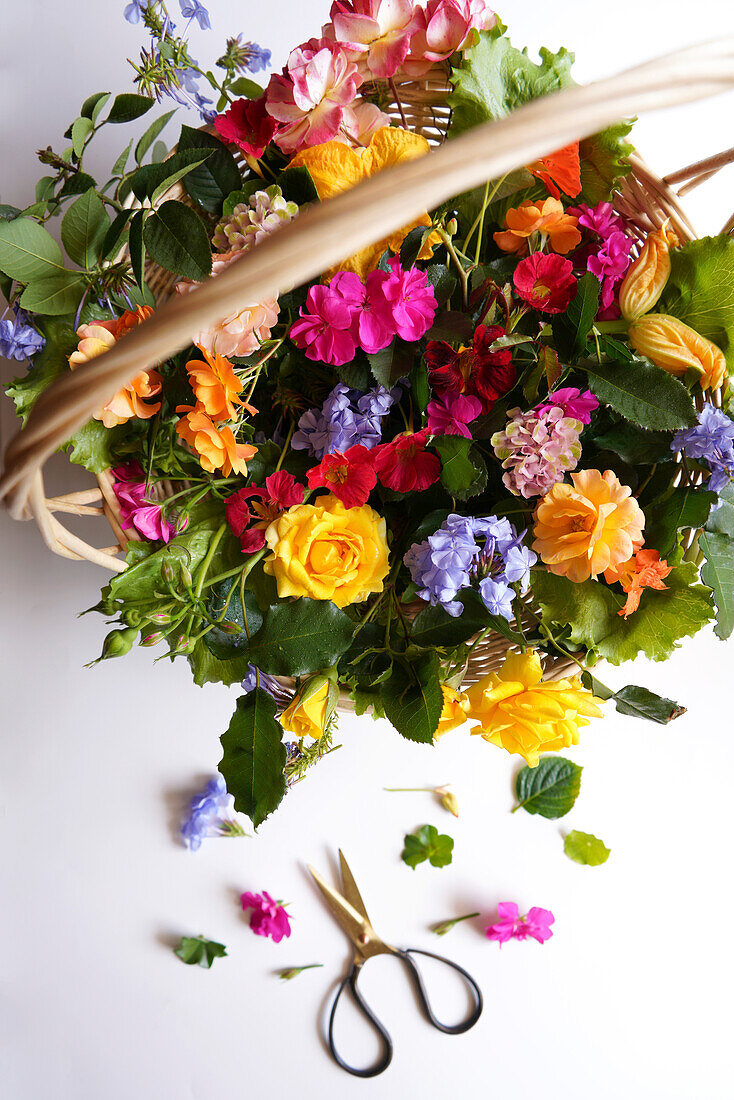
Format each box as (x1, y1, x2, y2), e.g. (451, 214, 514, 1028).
(513, 756, 582, 818)
(107, 92, 155, 124)
(219, 689, 287, 829)
(564, 830, 610, 866)
(613, 685, 686, 724)
(699, 529, 734, 640)
(402, 825, 454, 869)
(0, 216, 66, 282)
(174, 935, 227, 968)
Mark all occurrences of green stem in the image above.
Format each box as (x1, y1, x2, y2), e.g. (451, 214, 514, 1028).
(462, 173, 508, 256)
(273, 421, 295, 473)
(438, 229, 469, 309)
(194, 525, 225, 599)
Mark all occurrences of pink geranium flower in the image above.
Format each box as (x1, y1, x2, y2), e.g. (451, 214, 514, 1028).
(404, 0, 496, 77)
(325, 0, 422, 80)
(111, 462, 178, 543)
(373, 428, 441, 492)
(535, 386, 599, 424)
(513, 252, 577, 314)
(290, 282, 358, 366)
(381, 258, 437, 341)
(214, 96, 281, 159)
(330, 270, 394, 354)
(426, 391, 483, 438)
(265, 38, 362, 154)
(241, 891, 292, 943)
(485, 902, 554, 945)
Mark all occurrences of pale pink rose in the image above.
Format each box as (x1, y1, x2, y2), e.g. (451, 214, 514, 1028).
(324, 0, 422, 80)
(349, 99, 392, 145)
(176, 251, 280, 358)
(403, 0, 496, 77)
(265, 38, 362, 154)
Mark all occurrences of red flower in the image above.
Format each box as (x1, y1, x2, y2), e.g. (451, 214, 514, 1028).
(214, 96, 280, 159)
(513, 253, 577, 314)
(373, 429, 441, 493)
(225, 471, 304, 552)
(425, 324, 516, 413)
(307, 445, 377, 508)
(527, 142, 581, 200)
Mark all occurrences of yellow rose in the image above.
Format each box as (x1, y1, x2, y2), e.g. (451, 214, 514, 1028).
(263, 493, 389, 608)
(628, 313, 726, 391)
(435, 685, 471, 739)
(465, 649, 603, 767)
(280, 681, 330, 740)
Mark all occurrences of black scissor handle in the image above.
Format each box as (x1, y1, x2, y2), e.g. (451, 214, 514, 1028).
(397, 948, 483, 1034)
(328, 967, 394, 1078)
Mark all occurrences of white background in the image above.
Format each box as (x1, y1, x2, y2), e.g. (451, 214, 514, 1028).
(2, 1, 734, 1097)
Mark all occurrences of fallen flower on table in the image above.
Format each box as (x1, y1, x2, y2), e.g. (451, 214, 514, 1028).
(241, 891, 292, 942)
(174, 935, 228, 968)
(432, 912, 480, 936)
(564, 830, 611, 866)
(278, 963, 324, 982)
(384, 784, 459, 816)
(401, 824, 454, 869)
(180, 775, 245, 851)
(485, 903, 555, 945)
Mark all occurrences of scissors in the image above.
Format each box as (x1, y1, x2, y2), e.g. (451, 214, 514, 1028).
(307, 850, 483, 1078)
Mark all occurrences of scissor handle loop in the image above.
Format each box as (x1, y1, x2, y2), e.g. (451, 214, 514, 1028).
(328, 967, 394, 1078)
(397, 948, 483, 1034)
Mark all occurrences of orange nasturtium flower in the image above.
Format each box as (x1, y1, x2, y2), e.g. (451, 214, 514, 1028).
(185, 345, 256, 422)
(288, 127, 440, 278)
(527, 142, 581, 200)
(493, 197, 581, 256)
(175, 408, 257, 476)
(68, 306, 162, 429)
(604, 548, 673, 618)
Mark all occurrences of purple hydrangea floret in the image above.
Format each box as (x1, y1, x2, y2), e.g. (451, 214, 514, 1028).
(292, 382, 401, 458)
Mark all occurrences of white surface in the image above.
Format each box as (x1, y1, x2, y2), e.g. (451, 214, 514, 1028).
(2, 1, 734, 1098)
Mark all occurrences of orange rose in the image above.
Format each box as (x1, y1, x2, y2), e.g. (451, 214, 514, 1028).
(185, 345, 249, 422)
(175, 409, 257, 476)
(493, 197, 581, 256)
(532, 469, 645, 583)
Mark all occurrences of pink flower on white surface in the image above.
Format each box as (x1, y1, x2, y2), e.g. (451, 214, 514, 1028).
(325, 0, 423, 80)
(111, 462, 179, 543)
(265, 38, 363, 154)
(485, 902, 555, 945)
(241, 891, 292, 943)
(380, 257, 437, 340)
(175, 251, 280, 358)
(403, 0, 496, 77)
(426, 390, 482, 437)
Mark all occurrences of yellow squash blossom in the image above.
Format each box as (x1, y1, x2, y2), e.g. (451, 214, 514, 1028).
(618, 222, 677, 321)
(465, 649, 603, 767)
(288, 127, 440, 278)
(263, 493, 389, 608)
(629, 313, 726, 391)
(533, 469, 645, 583)
(435, 685, 471, 738)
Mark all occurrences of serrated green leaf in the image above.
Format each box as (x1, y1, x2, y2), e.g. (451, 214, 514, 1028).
(241, 598, 356, 676)
(174, 935, 227, 968)
(644, 487, 716, 558)
(203, 576, 264, 659)
(107, 93, 155, 124)
(0, 216, 65, 281)
(613, 685, 686, 724)
(434, 435, 487, 500)
(699, 529, 734, 640)
(100, 208, 133, 261)
(581, 356, 696, 431)
(177, 124, 242, 215)
(278, 165, 319, 207)
(706, 483, 734, 536)
(63, 418, 125, 473)
(513, 756, 582, 818)
(401, 824, 454, 869)
(594, 422, 675, 466)
(135, 108, 176, 163)
(564, 830, 610, 866)
(5, 318, 77, 423)
(219, 690, 287, 828)
(578, 120, 635, 205)
(61, 189, 110, 268)
(659, 235, 734, 370)
(19, 271, 86, 315)
(71, 116, 93, 159)
(143, 200, 212, 280)
(381, 652, 443, 744)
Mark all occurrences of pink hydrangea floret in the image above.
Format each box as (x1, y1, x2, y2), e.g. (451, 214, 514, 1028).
(111, 462, 179, 543)
(427, 390, 483, 438)
(241, 890, 292, 943)
(491, 405, 583, 499)
(535, 386, 599, 425)
(485, 902, 555, 945)
(325, 0, 422, 80)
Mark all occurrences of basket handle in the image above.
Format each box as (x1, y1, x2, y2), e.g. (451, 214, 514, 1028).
(2, 35, 734, 522)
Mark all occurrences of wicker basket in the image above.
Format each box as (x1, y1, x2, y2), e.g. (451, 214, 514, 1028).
(2, 39, 734, 690)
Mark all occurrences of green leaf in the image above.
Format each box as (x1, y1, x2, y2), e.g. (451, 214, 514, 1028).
(409, 589, 523, 648)
(177, 124, 242, 215)
(551, 272, 600, 360)
(174, 935, 227, 968)
(223, 182, 263, 217)
(564, 830, 610, 866)
(424, 263, 456, 307)
(659, 235, 734, 370)
(242, 598, 356, 676)
(613, 685, 686, 724)
(381, 652, 443, 744)
(151, 140, 168, 164)
(401, 824, 454, 869)
(188, 639, 255, 688)
(203, 577, 264, 659)
(107, 93, 155, 124)
(229, 77, 263, 98)
(644, 487, 716, 558)
(581, 356, 696, 431)
(434, 435, 488, 500)
(594, 422, 675, 466)
(80, 91, 111, 121)
(278, 165, 319, 207)
(0, 203, 21, 220)
(513, 756, 582, 818)
(0, 216, 65, 281)
(19, 271, 85, 315)
(143, 200, 212, 280)
(58, 172, 97, 198)
(128, 209, 147, 289)
(578, 120, 635, 205)
(532, 562, 713, 665)
(367, 339, 416, 388)
(5, 318, 77, 422)
(706, 482, 734, 536)
(61, 189, 110, 268)
(100, 208, 133, 261)
(111, 139, 134, 178)
(219, 690, 287, 828)
(135, 109, 176, 163)
(64, 419, 125, 474)
(699, 529, 734, 640)
(71, 116, 94, 159)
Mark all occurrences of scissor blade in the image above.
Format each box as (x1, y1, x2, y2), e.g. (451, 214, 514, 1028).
(307, 864, 370, 949)
(338, 850, 373, 927)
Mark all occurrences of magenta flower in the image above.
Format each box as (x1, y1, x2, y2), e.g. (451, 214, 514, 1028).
(569, 201, 626, 241)
(427, 390, 483, 438)
(381, 258, 437, 341)
(535, 387, 599, 425)
(289, 282, 358, 366)
(241, 891, 292, 943)
(330, 270, 394, 354)
(485, 902, 554, 945)
(111, 463, 178, 543)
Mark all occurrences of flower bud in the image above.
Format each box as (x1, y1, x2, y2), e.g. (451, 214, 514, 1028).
(180, 564, 194, 588)
(618, 223, 678, 321)
(161, 559, 175, 583)
(219, 620, 242, 635)
(446, 217, 458, 237)
(629, 313, 726, 391)
(435, 786, 459, 817)
(280, 674, 337, 740)
(141, 631, 165, 647)
(176, 634, 195, 654)
(100, 626, 138, 660)
(149, 611, 172, 624)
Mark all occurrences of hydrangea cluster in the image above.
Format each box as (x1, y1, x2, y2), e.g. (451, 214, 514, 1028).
(0, 314, 45, 361)
(672, 402, 734, 495)
(180, 775, 236, 851)
(569, 200, 634, 315)
(491, 405, 585, 499)
(404, 514, 537, 619)
(292, 382, 401, 458)
(212, 186, 298, 253)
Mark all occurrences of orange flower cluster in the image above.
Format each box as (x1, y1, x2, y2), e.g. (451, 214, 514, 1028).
(176, 345, 257, 477)
(494, 197, 581, 256)
(604, 549, 672, 618)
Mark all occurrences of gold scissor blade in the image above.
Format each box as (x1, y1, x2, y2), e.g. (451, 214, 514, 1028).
(338, 850, 372, 927)
(307, 863, 370, 949)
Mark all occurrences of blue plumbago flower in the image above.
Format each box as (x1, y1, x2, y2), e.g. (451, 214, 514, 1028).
(181, 775, 237, 851)
(292, 383, 401, 458)
(404, 514, 537, 620)
(179, 0, 211, 30)
(0, 315, 45, 361)
(241, 664, 291, 704)
(123, 0, 151, 24)
(673, 403, 734, 497)
(218, 35, 272, 74)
